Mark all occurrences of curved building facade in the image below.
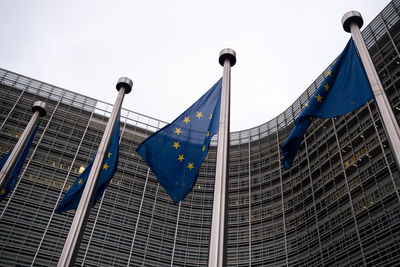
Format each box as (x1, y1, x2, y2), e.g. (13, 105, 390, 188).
(1, 1, 400, 266)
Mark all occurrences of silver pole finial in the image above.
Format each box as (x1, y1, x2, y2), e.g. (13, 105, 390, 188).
(116, 77, 133, 94)
(32, 101, 47, 117)
(219, 48, 236, 67)
(342, 10, 363, 33)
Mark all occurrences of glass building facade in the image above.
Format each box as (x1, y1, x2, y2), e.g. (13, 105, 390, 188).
(1, 1, 400, 266)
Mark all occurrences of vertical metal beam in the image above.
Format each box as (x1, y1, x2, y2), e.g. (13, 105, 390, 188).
(0, 101, 46, 191)
(208, 48, 236, 267)
(126, 168, 150, 267)
(57, 77, 132, 267)
(331, 118, 367, 265)
(366, 102, 400, 203)
(141, 183, 159, 265)
(31, 107, 96, 267)
(171, 202, 182, 267)
(247, 140, 252, 266)
(276, 118, 289, 267)
(342, 11, 400, 169)
(0, 78, 32, 131)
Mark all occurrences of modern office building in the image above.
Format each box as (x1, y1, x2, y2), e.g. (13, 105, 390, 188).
(1, 1, 400, 266)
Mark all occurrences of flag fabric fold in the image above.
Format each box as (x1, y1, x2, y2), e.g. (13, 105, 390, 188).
(137, 78, 222, 203)
(55, 114, 120, 213)
(0, 124, 39, 201)
(281, 38, 373, 169)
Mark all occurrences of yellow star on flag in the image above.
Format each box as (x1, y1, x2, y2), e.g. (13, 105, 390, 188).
(108, 152, 112, 158)
(187, 162, 194, 170)
(315, 94, 323, 103)
(183, 116, 190, 124)
(175, 128, 182, 136)
(209, 113, 212, 119)
(178, 154, 184, 162)
(173, 141, 180, 149)
(0, 188, 5, 195)
(327, 71, 332, 76)
(196, 112, 203, 119)
(206, 131, 210, 138)
(103, 163, 109, 170)
(323, 83, 330, 91)
(77, 179, 83, 185)
(202, 145, 205, 152)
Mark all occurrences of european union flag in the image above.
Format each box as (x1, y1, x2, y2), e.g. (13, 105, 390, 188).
(282, 39, 373, 169)
(55, 114, 120, 213)
(0, 124, 39, 201)
(137, 79, 222, 203)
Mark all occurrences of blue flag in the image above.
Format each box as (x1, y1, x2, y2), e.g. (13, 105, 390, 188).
(282, 39, 373, 169)
(0, 124, 39, 201)
(55, 114, 120, 213)
(137, 79, 222, 203)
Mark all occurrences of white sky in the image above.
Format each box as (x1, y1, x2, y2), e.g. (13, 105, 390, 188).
(0, 0, 391, 131)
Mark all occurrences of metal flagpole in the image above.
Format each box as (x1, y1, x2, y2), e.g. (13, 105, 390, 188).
(208, 48, 236, 267)
(57, 77, 132, 267)
(342, 11, 400, 168)
(0, 101, 46, 191)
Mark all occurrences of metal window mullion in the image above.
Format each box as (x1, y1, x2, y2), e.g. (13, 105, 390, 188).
(248, 140, 252, 266)
(331, 118, 367, 266)
(366, 102, 400, 203)
(302, 121, 324, 263)
(304, 138, 329, 262)
(141, 183, 160, 264)
(367, 18, 396, 86)
(307, 82, 327, 264)
(379, 13, 400, 59)
(30, 103, 96, 266)
(276, 117, 288, 267)
(392, 1, 400, 17)
(170, 202, 182, 267)
(365, 101, 400, 251)
(0, 78, 32, 131)
(376, 11, 400, 141)
(126, 168, 150, 267)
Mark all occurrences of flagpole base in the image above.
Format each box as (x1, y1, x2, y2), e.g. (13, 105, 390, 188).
(116, 77, 133, 94)
(342, 11, 363, 33)
(32, 101, 47, 117)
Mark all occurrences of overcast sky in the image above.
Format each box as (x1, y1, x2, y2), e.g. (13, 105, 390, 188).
(0, 0, 391, 131)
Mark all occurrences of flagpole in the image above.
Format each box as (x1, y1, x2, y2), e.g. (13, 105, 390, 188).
(342, 11, 400, 168)
(57, 77, 132, 267)
(0, 101, 46, 191)
(209, 48, 236, 267)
